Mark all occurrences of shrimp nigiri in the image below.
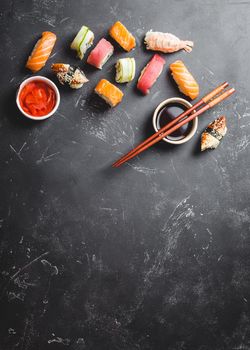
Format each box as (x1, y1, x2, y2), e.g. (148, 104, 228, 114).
(26, 32, 57, 73)
(145, 31, 193, 53)
(170, 60, 199, 100)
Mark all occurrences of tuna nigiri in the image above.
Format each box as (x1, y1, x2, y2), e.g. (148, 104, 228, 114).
(87, 38, 114, 69)
(26, 31, 57, 73)
(137, 54, 166, 95)
(94, 79, 123, 107)
(51, 63, 88, 89)
(145, 31, 193, 53)
(109, 21, 136, 52)
(170, 60, 199, 100)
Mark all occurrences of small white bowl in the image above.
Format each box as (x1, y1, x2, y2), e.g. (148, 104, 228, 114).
(152, 97, 198, 145)
(16, 76, 60, 121)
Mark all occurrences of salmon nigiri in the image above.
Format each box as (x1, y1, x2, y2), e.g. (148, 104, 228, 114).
(169, 60, 199, 100)
(26, 32, 57, 73)
(109, 21, 136, 52)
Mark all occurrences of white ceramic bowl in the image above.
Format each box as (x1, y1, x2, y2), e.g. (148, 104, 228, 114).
(16, 76, 60, 121)
(152, 97, 198, 145)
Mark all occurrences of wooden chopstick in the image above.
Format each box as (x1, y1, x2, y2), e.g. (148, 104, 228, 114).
(113, 86, 235, 167)
(113, 82, 229, 168)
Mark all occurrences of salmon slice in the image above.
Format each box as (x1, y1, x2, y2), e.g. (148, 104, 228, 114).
(109, 21, 136, 52)
(94, 79, 123, 107)
(26, 32, 57, 73)
(169, 60, 199, 100)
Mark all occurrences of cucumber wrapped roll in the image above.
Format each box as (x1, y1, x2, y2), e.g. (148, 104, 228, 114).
(115, 58, 135, 83)
(71, 26, 94, 60)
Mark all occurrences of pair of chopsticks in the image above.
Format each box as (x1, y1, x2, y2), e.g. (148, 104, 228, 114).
(113, 82, 235, 167)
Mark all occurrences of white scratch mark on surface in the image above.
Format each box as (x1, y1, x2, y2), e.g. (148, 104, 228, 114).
(8, 328, 16, 335)
(75, 94, 83, 108)
(109, 3, 119, 16)
(56, 111, 70, 121)
(126, 163, 165, 176)
(9, 252, 49, 282)
(14, 275, 36, 289)
(162, 195, 192, 232)
(36, 148, 60, 164)
(49, 51, 59, 59)
(41, 259, 59, 276)
(8, 291, 25, 301)
(99, 207, 118, 211)
(202, 228, 213, 250)
(60, 17, 70, 23)
(217, 255, 223, 262)
(48, 337, 70, 345)
(10, 142, 27, 161)
(170, 159, 185, 186)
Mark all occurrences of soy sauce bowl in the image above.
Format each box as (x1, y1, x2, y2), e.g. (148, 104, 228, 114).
(152, 97, 198, 145)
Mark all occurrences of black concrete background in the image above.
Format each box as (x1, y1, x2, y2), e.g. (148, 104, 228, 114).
(0, 0, 250, 349)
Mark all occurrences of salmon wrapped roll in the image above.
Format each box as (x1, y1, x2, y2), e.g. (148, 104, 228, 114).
(94, 79, 123, 107)
(170, 60, 199, 100)
(137, 54, 165, 95)
(87, 38, 114, 69)
(26, 31, 57, 73)
(109, 21, 136, 52)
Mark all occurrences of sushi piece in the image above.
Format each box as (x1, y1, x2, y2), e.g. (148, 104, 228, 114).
(94, 79, 123, 107)
(115, 58, 136, 83)
(170, 60, 199, 100)
(51, 63, 88, 89)
(26, 31, 57, 73)
(201, 116, 227, 151)
(137, 54, 165, 95)
(87, 38, 114, 69)
(71, 25, 94, 60)
(145, 31, 193, 53)
(109, 21, 136, 52)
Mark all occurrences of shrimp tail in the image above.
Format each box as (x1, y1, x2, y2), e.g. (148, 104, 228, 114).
(183, 40, 194, 53)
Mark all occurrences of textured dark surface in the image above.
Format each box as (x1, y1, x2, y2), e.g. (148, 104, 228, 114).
(0, 0, 250, 349)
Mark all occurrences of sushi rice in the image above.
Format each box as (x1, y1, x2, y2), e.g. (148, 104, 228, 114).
(115, 58, 135, 83)
(71, 26, 94, 60)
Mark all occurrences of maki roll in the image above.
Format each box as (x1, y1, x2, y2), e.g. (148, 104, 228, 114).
(71, 25, 94, 60)
(87, 38, 114, 69)
(109, 21, 136, 52)
(51, 63, 88, 89)
(94, 79, 123, 107)
(115, 58, 136, 83)
(137, 54, 165, 95)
